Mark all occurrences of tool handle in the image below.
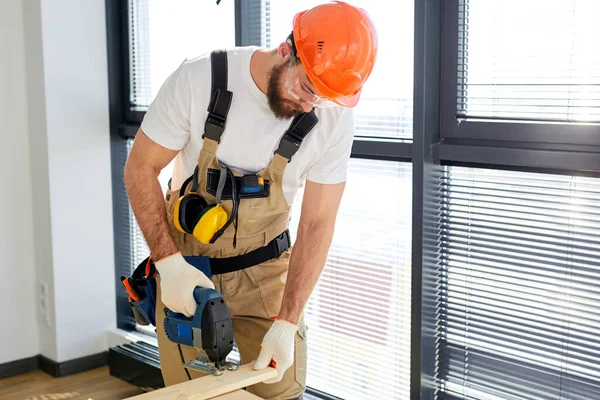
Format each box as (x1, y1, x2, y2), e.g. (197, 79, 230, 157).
(193, 286, 206, 304)
(164, 287, 216, 347)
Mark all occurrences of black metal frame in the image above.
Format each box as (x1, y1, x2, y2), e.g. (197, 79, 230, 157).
(352, 138, 412, 162)
(106, 0, 137, 332)
(412, 0, 442, 399)
(413, 0, 600, 399)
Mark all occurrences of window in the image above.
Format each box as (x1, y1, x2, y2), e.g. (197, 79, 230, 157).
(290, 159, 412, 399)
(438, 166, 600, 400)
(267, 2, 414, 397)
(441, 0, 600, 145)
(458, 0, 600, 123)
(129, 0, 235, 109)
(418, 0, 600, 399)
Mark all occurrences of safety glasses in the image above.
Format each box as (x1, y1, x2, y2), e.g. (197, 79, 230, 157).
(284, 57, 335, 108)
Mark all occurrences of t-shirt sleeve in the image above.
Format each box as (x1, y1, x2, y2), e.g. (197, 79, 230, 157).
(140, 61, 193, 151)
(306, 108, 355, 184)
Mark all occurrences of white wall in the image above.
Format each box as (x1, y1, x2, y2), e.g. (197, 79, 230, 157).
(0, 0, 40, 365)
(37, 0, 116, 363)
(0, 0, 117, 365)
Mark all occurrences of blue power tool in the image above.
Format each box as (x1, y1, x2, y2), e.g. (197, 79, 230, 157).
(163, 286, 237, 374)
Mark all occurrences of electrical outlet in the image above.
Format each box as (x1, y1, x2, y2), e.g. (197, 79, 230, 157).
(39, 283, 51, 326)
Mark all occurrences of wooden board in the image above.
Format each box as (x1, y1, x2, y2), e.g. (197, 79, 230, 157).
(125, 362, 276, 400)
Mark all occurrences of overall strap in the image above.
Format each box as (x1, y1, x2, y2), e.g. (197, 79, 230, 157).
(275, 110, 319, 161)
(202, 50, 233, 153)
(271, 110, 319, 171)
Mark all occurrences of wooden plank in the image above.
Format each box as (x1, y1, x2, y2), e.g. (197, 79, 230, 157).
(210, 389, 263, 399)
(125, 363, 276, 400)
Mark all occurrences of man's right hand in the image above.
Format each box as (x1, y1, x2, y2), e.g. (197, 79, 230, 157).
(154, 252, 215, 317)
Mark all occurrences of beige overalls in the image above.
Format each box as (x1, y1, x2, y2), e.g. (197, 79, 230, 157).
(156, 132, 308, 400)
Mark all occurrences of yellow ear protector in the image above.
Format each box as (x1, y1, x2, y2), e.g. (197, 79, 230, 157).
(173, 163, 239, 245)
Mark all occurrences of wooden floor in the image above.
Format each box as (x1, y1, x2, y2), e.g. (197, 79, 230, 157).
(0, 366, 145, 400)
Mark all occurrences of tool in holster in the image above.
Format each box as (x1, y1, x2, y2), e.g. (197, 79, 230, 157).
(121, 257, 157, 327)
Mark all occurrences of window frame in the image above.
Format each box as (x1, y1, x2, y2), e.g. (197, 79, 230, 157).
(411, 1, 442, 399)
(437, 0, 600, 171)
(414, 1, 600, 399)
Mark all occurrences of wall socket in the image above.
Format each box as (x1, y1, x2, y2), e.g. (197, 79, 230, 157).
(39, 283, 51, 327)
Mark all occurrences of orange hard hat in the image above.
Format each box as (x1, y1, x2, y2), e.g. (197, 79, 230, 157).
(292, 1, 378, 107)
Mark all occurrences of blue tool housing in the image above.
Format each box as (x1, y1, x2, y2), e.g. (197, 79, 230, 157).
(163, 287, 233, 367)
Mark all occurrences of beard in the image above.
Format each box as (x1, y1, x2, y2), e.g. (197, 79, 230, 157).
(266, 62, 304, 120)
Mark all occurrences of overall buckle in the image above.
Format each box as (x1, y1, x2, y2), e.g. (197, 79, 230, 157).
(271, 230, 291, 258)
(276, 134, 302, 162)
(203, 113, 227, 142)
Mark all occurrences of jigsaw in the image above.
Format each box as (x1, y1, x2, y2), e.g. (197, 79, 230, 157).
(163, 286, 239, 375)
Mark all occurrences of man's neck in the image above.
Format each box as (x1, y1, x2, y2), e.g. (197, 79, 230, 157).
(250, 49, 277, 95)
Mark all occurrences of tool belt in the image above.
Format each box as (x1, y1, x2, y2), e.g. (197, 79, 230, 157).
(121, 230, 291, 327)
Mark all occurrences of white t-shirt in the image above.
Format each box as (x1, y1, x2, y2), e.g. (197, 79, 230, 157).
(141, 46, 355, 205)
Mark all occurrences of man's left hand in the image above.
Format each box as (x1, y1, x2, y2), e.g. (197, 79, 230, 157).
(254, 318, 299, 383)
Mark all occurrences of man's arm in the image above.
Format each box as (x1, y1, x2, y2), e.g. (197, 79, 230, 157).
(254, 179, 346, 381)
(124, 129, 179, 260)
(125, 129, 215, 316)
(278, 179, 346, 324)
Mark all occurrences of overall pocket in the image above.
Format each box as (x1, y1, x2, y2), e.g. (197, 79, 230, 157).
(244, 249, 291, 318)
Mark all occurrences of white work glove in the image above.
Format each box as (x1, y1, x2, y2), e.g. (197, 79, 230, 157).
(254, 318, 299, 383)
(155, 252, 215, 317)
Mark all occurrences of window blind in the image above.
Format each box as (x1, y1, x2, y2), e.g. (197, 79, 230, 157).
(268, 0, 414, 140)
(458, 0, 600, 123)
(439, 167, 600, 400)
(289, 159, 412, 400)
(129, 0, 151, 109)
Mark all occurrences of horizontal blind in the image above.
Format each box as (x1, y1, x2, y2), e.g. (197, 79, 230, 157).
(289, 159, 412, 400)
(458, 0, 600, 123)
(129, 0, 151, 109)
(268, 0, 414, 140)
(439, 167, 600, 400)
(128, 0, 235, 109)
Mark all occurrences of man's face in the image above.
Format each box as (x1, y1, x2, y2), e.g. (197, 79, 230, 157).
(266, 59, 315, 119)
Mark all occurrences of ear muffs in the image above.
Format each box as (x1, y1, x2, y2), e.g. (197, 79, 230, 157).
(172, 164, 238, 245)
(192, 203, 229, 244)
(175, 194, 208, 233)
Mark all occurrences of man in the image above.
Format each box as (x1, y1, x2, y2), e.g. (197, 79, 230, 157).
(124, 2, 377, 399)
